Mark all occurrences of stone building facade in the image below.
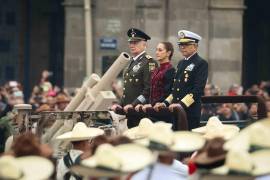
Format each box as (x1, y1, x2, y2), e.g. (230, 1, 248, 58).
(63, 0, 245, 92)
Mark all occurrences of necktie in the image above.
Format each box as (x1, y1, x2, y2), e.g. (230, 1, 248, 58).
(129, 57, 135, 68)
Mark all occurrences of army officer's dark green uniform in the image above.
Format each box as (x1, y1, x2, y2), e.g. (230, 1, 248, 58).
(121, 28, 158, 127)
(122, 52, 157, 106)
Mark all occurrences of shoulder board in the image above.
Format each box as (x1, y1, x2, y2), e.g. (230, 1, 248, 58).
(145, 55, 152, 59)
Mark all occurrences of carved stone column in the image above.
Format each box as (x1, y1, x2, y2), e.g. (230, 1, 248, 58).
(208, 0, 245, 91)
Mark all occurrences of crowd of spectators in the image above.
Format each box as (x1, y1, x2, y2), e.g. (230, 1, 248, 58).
(0, 70, 71, 152)
(201, 81, 270, 122)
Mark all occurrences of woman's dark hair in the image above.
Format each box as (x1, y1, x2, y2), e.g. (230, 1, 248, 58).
(161, 42, 174, 60)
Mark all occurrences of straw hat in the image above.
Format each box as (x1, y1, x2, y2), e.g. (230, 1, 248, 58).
(223, 129, 250, 151)
(249, 122, 270, 149)
(71, 143, 156, 177)
(0, 155, 54, 180)
(212, 149, 270, 176)
(212, 119, 270, 176)
(56, 122, 104, 142)
(212, 150, 270, 176)
(211, 150, 253, 175)
(194, 138, 227, 169)
(192, 116, 240, 140)
(123, 118, 155, 139)
(224, 118, 270, 152)
(171, 131, 206, 152)
(134, 122, 205, 153)
(250, 150, 270, 176)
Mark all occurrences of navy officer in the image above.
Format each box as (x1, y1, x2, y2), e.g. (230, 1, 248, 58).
(154, 30, 208, 130)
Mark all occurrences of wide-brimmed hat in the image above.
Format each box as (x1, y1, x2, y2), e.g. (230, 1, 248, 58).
(212, 149, 270, 176)
(248, 121, 270, 149)
(123, 118, 167, 140)
(71, 143, 156, 177)
(224, 118, 270, 152)
(171, 131, 206, 152)
(56, 122, 104, 142)
(192, 116, 240, 140)
(194, 137, 227, 169)
(134, 122, 205, 153)
(250, 150, 270, 176)
(211, 149, 253, 175)
(0, 155, 54, 180)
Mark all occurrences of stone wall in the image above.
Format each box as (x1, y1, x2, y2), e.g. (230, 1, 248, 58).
(63, 0, 245, 92)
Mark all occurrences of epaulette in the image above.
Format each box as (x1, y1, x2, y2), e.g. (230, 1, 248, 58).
(145, 55, 152, 60)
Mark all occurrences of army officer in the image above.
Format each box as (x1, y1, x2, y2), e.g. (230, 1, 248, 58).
(111, 28, 157, 127)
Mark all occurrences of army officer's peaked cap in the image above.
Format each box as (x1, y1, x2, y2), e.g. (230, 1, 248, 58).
(127, 28, 151, 42)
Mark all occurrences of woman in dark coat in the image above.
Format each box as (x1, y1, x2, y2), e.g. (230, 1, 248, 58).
(135, 42, 176, 126)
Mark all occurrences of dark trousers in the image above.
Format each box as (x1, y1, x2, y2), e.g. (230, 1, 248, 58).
(126, 113, 145, 128)
(187, 115, 200, 130)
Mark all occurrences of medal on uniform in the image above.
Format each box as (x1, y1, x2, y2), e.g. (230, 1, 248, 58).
(133, 63, 141, 72)
(149, 62, 156, 71)
(185, 63, 195, 71)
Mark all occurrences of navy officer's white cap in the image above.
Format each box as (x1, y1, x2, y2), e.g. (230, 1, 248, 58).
(177, 30, 202, 45)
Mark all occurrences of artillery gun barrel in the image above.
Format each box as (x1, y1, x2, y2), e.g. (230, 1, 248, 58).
(64, 73, 100, 111)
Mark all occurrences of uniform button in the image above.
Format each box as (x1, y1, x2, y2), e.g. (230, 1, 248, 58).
(126, 73, 129, 76)
(178, 80, 181, 82)
(174, 79, 176, 82)
(177, 98, 179, 101)
(177, 88, 179, 91)
(135, 79, 139, 82)
(172, 88, 174, 91)
(133, 75, 135, 77)
(124, 80, 127, 83)
(123, 88, 125, 90)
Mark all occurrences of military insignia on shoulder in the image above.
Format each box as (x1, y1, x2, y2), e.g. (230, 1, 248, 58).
(133, 63, 141, 72)
(181, 93, 194, 107)
(185, 63, 195, 71)
(145, 55, 152, 59)
(149, 63, 156, 71)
